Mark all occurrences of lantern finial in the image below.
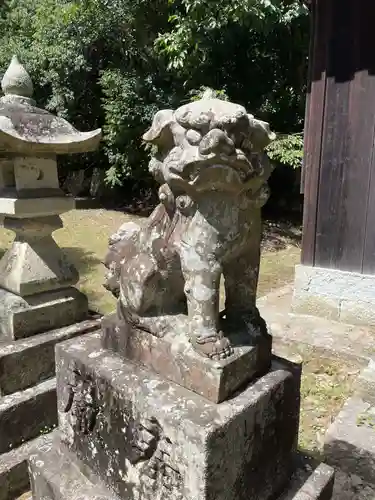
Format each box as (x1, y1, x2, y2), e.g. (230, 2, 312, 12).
(1, 55, 34, 98)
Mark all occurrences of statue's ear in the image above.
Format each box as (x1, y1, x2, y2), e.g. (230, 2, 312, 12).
(143, 109, 174, 143)
(248, 116, 276, 152)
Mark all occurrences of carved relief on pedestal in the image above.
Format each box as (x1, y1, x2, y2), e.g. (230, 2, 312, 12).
(64, 368, 101, 435)
(134, 419, 183, 499)
(63, 369, 184, 498)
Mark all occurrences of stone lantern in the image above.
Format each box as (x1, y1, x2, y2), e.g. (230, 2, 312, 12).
(0, 55, 102, 339)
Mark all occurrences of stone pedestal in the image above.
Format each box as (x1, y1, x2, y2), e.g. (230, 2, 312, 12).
(101, 312, 272, 403)
(28, 331, 334, 500)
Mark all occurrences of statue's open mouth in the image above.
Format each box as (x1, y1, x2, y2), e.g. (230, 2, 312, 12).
(166, 154, 262, 194)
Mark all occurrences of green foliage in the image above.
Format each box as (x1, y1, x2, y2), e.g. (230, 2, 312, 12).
(0, 0, 176, 184)
(157, 0, 310, 134)
(156, 0, 308, 71)
(0, 0, 310, 189)
(189, 86, 229, 102)
(100, 69, 182, 186)
(267, 133, 304, 169)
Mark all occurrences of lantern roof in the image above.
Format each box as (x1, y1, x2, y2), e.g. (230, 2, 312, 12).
(0, 56, 101, 155)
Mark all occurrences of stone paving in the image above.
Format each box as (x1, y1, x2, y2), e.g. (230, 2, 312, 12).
(259, 285, 375, 365)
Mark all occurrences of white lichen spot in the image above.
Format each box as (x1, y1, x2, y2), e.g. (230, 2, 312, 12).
(193, 283, 214, 301)
(182, 251, 208, 271)
(69, 343, 85, 351)
(88, 351, 101, 359)
(146, 380, 160, 390)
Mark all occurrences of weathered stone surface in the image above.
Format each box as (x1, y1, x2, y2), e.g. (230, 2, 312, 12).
(0, 196, 74, 217)
(258, 284, 374, 365)
(0, 287, 88, 340)
(280, 458, 334, 500)
(0, 378, 57, 454)
(0, 432, 54, 500)
(0, 216, 79, 296)
(0, 318, 101, 395)
(331, 469, 375, 500)
(324, 396, 375, 485)
(2, 55, 33, 98)
(292, 264, 375, 326)
(102, 312, 271, 402)
(28, 442, 334, 500)
(103, 93, 275, 361)
(0, 56, 101, 155)
(11, 155, 61, 196)
(0, 54, 100, 321)
(54, 333, 300, 500)
(0, 55, 102, 500)
(28, 435, 120, 500)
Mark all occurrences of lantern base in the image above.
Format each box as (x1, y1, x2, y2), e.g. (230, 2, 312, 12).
(0, 215, 79, 296)
(0, 287, 88, 340)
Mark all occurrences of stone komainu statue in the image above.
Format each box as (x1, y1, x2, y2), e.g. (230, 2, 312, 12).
(103, 94, 275, 360)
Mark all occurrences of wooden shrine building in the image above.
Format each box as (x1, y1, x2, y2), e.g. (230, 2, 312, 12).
(292, 0, 375, 325)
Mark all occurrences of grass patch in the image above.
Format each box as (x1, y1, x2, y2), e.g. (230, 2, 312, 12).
(281, 344, 360, 458)
(258, 244, 300, 297)
(357, 409, 375, 429)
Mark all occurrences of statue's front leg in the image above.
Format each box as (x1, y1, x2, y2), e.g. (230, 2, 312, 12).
(223, 247, 267, 339)
(180, 243, 232, 360)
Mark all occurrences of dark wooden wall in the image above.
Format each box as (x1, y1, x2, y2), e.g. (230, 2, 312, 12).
(301, 0, 375, 273)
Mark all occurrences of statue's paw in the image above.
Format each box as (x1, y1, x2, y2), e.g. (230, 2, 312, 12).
(190, 330, 233, 360)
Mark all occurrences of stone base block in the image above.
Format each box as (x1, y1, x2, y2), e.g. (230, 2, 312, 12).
(0, 378, 57, 455)
(0, 432, 54, 500)
(292, 264, 375, 326)
(0, 318, 101, 396)
(53, 333, 300, 500)
(0, 195, 74, 218)
(0, 287, 88, 340)
(29, 439, 333, 500)
(324, 396, 375, 485)
(102, 313, 272, 403)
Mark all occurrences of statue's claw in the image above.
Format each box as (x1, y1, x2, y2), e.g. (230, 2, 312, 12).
(190, 330, 233, 360)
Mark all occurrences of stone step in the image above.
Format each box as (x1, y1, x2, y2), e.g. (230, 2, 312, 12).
(0, 318, 101, 396)
(0, 378, 57, 454)
(324, 395, 375, 485)
(280, 455, 334, 500)
(0, 432, 54, 500)
(29, 437, 119, 500)
(29, 438, 333, 500)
